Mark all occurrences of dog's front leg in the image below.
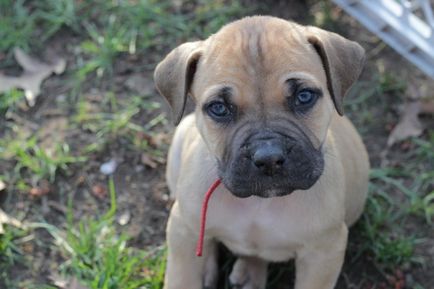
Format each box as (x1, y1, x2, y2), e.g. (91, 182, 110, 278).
(164, 203, 217, 289)
(294, 224, 348, 289)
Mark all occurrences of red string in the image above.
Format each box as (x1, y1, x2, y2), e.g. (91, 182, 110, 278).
(196, 178, 222, 257)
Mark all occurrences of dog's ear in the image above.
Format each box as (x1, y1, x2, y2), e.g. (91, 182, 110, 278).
(154, 41, 203, 125)
(306, 27, 365, 115)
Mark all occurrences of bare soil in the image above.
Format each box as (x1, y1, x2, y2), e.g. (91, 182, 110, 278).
(1, 1, 433, 288)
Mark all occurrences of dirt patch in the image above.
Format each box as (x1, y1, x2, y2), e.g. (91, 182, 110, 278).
(1, 1, 433, 288)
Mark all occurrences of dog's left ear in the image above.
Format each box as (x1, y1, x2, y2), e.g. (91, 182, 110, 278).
(154, 41, 203, 125)
(306, 27, 365, 115)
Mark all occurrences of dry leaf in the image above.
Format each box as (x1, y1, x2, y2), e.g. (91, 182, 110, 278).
(387, 101, 423, 147)
(67, 278, 90, 289)
(151, 132, 171, 147)
(0, 48, 66, 106)
(420, 99, 434, 114)
(92, 184, 107, 199)
(0, 209, 24, 234)
(50, 275, 90, 289)
(141, 153, 158, 169)
(29, 180, 51, 197)
(152, 181, 169, 202)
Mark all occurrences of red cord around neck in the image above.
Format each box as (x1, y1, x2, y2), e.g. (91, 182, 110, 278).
(196, 178, 222, 257)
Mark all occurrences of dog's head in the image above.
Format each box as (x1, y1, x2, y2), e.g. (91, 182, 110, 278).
(154, 16, 365, 198)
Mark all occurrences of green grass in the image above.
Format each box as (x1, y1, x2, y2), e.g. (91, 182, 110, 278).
(0, 0, 247, 74)
(0, 0, 34, 54)
(345, 71, 406, 134)
(0, 89, 26, 115)
(357, 181, 419, 268)
(0, 225, 25, 270)
(58, 178, 166, 289)
(352, 134, 434, 272)
(1, 0, 433, 287)
(344, 69, 433, 275)
(0, 135, 86, 191)
(0, 222, 31, 288)
(0, 178, 167, 289)
(73, 93, 165, 154)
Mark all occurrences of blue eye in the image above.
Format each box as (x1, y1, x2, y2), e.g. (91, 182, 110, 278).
(206, 101, 233, 120)
(295, 89, 316, 106)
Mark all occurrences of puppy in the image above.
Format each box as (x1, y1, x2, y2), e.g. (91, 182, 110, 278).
(154, 16, 370, 289)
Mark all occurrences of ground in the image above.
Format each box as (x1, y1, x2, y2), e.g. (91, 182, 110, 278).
(0, 1, 433, 289)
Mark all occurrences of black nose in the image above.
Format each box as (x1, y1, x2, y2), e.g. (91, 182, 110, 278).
(253, 144, 285, 176)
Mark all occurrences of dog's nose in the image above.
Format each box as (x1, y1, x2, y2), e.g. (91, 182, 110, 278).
(253, 144, 285, 176)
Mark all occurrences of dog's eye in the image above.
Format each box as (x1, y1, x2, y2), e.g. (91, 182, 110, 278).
(206, 101, 234, 121)
(295, 89, 317, 106)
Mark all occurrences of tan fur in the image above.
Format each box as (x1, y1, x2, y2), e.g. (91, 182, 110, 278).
(155, 16, 369, 289)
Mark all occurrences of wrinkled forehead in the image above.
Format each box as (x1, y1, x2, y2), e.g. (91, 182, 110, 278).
(197, 18, 325, 86)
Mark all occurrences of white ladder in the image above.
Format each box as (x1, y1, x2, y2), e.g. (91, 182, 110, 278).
(332, 0, 434, 79)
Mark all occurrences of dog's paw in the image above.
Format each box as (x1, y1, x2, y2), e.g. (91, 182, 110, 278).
(229, 257, 267, 289)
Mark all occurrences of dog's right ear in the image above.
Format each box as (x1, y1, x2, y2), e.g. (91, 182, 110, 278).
(154, 41, 203, 125)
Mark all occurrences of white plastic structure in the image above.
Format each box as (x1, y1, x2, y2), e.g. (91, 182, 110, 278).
(332, 0, 434, 79)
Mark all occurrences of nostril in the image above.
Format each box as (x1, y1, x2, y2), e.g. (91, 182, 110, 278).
(254, 158, 266, 168)
(252, 146, 285, 173)
(285, 143, 295, 155)
(275, 158, 285, 166)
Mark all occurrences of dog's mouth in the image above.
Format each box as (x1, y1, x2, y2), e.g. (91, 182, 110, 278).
(217, 129, 324, 198)
(217, 145, 324, 198)
(218, 170, 319, 199)
(221, 178, 297, 198)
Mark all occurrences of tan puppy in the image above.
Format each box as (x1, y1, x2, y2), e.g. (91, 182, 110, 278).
(154, 16, 370, 289)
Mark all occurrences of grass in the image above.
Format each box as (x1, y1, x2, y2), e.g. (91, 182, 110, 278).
(0, 89, 26, 115)
(349, 134, 434, 275)
(0, 0, 248, 187)
(73, 93, 165, 154)
(57, 178, 166, 289)
(343, 68, 433, 280)
(343, 66, 433, 275)
(0, 1, 246, 287)
(0, 179, 166, 289)
(0, 0, 433, 288)
(345, 71, 406, 134)
(0, 225, 25, 273)
(0, 135, 86, 191)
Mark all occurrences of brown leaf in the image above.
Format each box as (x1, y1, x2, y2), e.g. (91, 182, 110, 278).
(50, 275, 90, 289)
(92, 183, 107, 199)
(151, 132, 171, 147)
(420, 99, 434, 114)
(0, 48, 66, 106)
(29, 180, 51, 197)
(67, 277, 90, 289)
(22, 242, 34, 254)
(75, 175, 86, 186)
(387, 101, 423, 147)
(141, 153, 158, 169)
(152, 181, 169, 203)
(0, 209, 24, 234)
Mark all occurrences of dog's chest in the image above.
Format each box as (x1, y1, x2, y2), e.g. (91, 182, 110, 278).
(206, 192, 315, 261)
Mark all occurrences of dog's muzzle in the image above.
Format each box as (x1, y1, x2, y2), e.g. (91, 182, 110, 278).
(219, 129, 324, 198)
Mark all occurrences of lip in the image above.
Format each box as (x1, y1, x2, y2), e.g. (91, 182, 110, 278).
(220, 176, 296, 198)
